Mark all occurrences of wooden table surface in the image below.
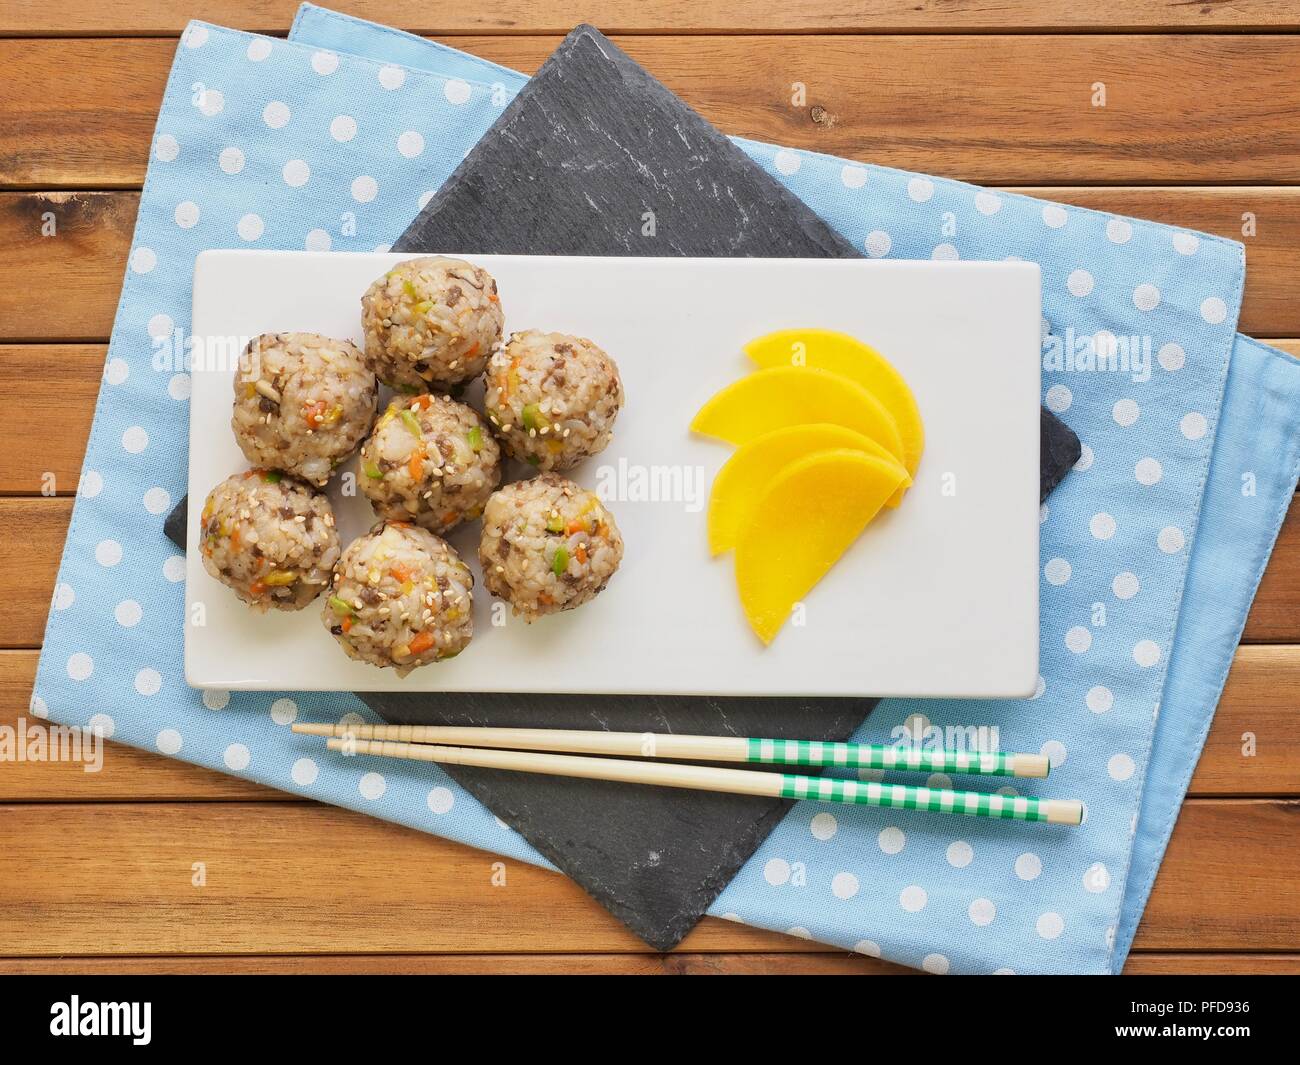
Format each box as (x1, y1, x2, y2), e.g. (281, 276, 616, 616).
(1, 0, 1297, 975)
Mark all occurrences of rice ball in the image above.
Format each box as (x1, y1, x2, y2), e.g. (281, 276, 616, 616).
(359, 394, 502, 534)
(323, 521, 474, 675)
(231, 332, 379, 486)
(479, 473, 624, 621)
(199, 469, 340, 611)
(484, 330, 623, 470)
(360, 256, 504, 391)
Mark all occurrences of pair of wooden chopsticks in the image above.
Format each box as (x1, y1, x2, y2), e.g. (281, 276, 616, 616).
(292, 722, 1084, 827)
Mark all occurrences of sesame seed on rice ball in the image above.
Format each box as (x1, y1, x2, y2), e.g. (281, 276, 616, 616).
(199, 469, 340, 612)
(484, 330, 623, 471)
(359, 393, 502, 534)
(360, 256, 504, 392)
(479, 473, 624, 621)
(323, 521, 474, 676)
(230, 332, 379, 487)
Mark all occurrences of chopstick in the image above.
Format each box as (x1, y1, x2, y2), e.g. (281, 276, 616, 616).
(292, 722, 1051, 779)
(320, 736, 1084, 826)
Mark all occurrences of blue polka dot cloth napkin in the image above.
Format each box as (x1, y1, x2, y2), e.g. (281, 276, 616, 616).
(30, 4, 1300, 974)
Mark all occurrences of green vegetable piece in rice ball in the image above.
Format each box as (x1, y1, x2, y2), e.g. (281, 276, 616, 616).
(200, 469, 341, 612)
(231, 332, 379, 487)
(359, 393, 502, 534)
(324, 521, 474, 676)
(479, 473, 624, 621)
(360, 256, 504, 391)
(484, 329, 623, 471)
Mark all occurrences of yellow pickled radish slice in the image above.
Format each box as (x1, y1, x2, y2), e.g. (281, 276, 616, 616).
(708, 424, 907, 556)
(744, 329, 924, 477)
(735, 449, 910, 645)
(690, 366, 904, 462)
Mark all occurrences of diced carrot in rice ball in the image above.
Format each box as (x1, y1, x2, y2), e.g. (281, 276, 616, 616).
(484, 330, 623, 471)
(323, 521, 474, 675)
(478, 473, 624, 621)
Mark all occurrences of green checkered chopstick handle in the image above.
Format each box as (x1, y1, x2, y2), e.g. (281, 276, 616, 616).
(748, 738, 1049, 778)
(778, 774, 1082, 825)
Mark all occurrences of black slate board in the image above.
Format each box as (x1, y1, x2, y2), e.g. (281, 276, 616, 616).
(167, 25, 1080, 951)
(1040, 408, 1083, 501)
(396, 30, 860, 259)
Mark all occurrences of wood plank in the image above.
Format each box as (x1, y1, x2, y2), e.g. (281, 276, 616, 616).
(1189, 646, 1300, 795)
(1133, 799, 1300, 951)
(5, 190, 1299, 343)
(0, 798, 1292, 954)
(1246, 499, 1300, 643)
(0, 951, 1292, 974)
(6, 36, 1300, 188)
(4, 0, 1298, 36)
(5, 645, 1297, 800)
(0, 801, 806, 955)
(0, 193, 137, 342)
(0, 952, 909, 974)
(1124, 953, 1300, 975)
(3, 498, 72, 647)
(0, 347, 100, 494)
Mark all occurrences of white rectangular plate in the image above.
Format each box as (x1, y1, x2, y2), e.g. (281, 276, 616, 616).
(187, 251, 1040, 696)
